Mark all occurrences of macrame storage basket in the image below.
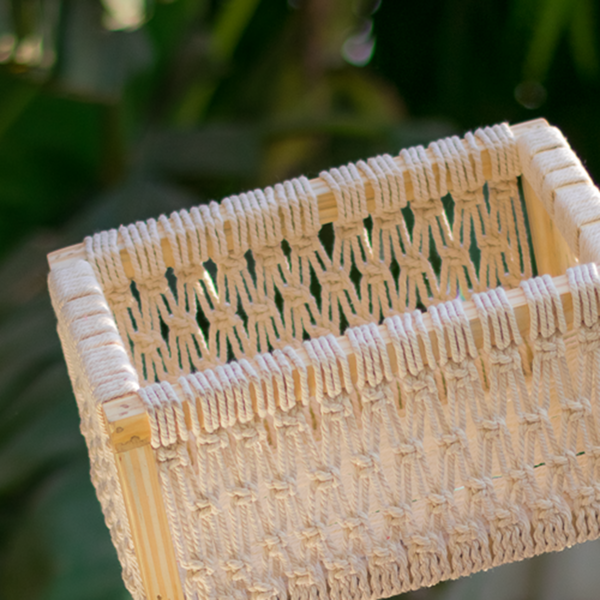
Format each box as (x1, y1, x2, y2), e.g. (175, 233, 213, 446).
(48, 118, 600, 600)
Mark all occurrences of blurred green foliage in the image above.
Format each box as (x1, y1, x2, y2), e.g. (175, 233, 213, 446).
(0, 0, 598, 598)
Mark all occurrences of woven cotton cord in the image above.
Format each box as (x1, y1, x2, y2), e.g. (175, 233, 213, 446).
(519, 275, 578, 551)
(356, 154, 438, 312)
(401, 141, 478, 302)
(564, 264, 600, 542)
(320, 163, 380, 326)
(382, 311, 451, 590)
(303, 334, 374, 600)
(180, 361, 288, 599)
(255, 347, 332, 600)
(344, 323, 411, 598)
(427, 300, 493, 577)
(274, 176, 333, 341)
(48, 259, 145, 599)
(478, 123, 531, 283)
(472, 288, 539, 565)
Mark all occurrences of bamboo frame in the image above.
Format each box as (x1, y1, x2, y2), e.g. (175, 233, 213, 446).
(48, 117, 597, 600)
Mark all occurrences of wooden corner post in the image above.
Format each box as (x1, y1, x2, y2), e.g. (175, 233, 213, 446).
(107, 405, 184, 600)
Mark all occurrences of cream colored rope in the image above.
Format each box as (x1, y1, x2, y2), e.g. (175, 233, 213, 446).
(53, 122, 576, 599)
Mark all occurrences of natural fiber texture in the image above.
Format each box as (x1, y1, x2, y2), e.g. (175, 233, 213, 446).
(49, 122, 600, 599)
(85, 123, 531, 384)
(48, 261, 144, 599)
(128, 265, 600, 600)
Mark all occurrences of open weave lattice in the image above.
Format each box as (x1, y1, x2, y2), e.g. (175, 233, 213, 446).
(50, 123, 600, 600)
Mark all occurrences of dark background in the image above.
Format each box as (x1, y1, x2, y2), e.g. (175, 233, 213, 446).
(0, 0, 598, 598)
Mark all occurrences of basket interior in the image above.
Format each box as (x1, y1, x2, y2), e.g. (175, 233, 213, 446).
(88, 142, 533, 386)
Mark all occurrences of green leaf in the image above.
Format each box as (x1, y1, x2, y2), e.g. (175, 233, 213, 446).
(523, 0, 573, 80)
(211, 0, 262, 63)
(569, 0, 599, 80)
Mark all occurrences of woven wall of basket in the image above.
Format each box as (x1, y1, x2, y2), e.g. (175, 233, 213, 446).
(47, 118, 600, 600)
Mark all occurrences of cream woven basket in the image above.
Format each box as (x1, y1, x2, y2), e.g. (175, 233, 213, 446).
(48, 118, 600, 600)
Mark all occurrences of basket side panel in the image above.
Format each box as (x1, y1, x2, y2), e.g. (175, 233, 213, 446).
(48, 259, 145, 600)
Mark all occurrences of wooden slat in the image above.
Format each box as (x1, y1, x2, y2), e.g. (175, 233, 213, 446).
(522, 176, 578, 276)
(115, 444, 184, 600)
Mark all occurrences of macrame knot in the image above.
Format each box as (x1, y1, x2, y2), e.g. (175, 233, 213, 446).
(577, 485, 599, 507)
(455, 189, 482, 209)
(342, 513, 369, 540)
(522, 411, 543, 426)
(320, 270, 347, 293)
(231, 423, 264, 449)
(508, 468, 530, 484)
(532, 334, 563, 359)
(450, 521, 481, 544)
(273, 409, 306, 434)
(290, 236, 317, 258)
(327, 559, 354, 581)
(489, 180, 514, 199)
(373, 211, 404, 231)
(494, 506, 522, 528)
(310, 467, 340, 491)
(156, 444, 187, 468)
(211, 304, 241, 330)
(336, 220, 364, 240)
(361, 261, 388, 286)
(384, 504, 411, 527)
(255, 245, 282, 269)
(443, 360, 476, 385)
(267, 478, 297, 500)
(352, 452, 380, 478)
(488, 346, 520, 371)
(289, 568, 316, 587)
(360, 383, 388, 407)
(370, 546, 396, 567)
(438, 429, 466, 452)
(141, 276, 167, 297)
(130, 327, 165, 353)
(183, 558, 216, 582)
(105, 284, 133, 311)
(480, 417, 503, 439)
(229, 485, 258, 507)
(477, 234, 504, 254)
(438, 244, 469, 267)
(410, 533, 442, 554)
(533, 496, 563, 517)
(261, 531, 287, 555)
(563, 399, 591, 422)
(578, 325, 600, 352)
(197, 430, 229, 452)
(247, 580, 282, 600)
(245, 302, 274, 324)
(279, 285, 308, 309)
(224, 559, 252, 584)
(395, 440, 424, 459)
(166, 312, 200, 338)
(193, 495, 220, 518)
(397, 252, 429, 277)
(177, 264, 203, 283)
(300, 524, 327, 548)
(402, 372, 436, 400)
(320, 395, 352, 419)
(427, 491, 453, 515)
(464, 476, 493, 499)
(411, 199, 441, 220)
(220, 253, 247, 272)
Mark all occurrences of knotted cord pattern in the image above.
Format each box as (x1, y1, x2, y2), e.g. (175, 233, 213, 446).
(126, 266, 600, 599)
(85, 124, 531, 385)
